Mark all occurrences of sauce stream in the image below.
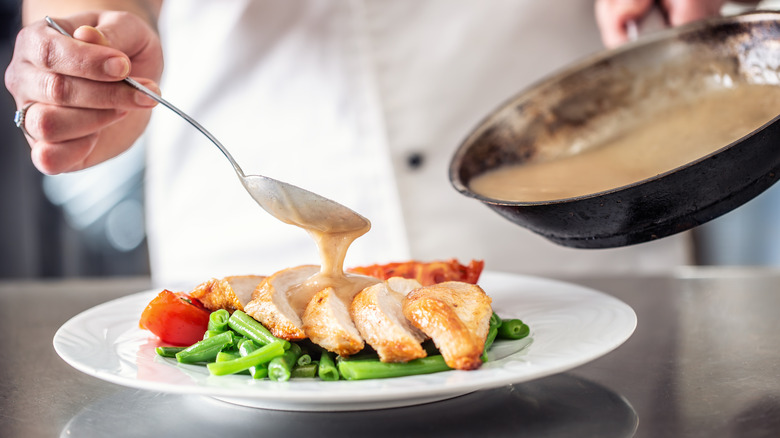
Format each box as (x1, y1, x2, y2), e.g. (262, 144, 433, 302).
(276, 199, 376, 307)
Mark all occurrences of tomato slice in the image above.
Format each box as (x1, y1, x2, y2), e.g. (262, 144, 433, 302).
(349, 259, 484, 286)
(139, 290, 211, 346)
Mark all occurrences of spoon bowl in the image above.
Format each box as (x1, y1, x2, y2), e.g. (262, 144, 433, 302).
(241, 175, 370, 233)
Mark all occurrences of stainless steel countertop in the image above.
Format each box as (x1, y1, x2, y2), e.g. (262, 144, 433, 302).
(1, 268, 779, 438)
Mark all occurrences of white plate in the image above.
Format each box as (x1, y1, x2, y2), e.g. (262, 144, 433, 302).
(53, 272, 636, 411)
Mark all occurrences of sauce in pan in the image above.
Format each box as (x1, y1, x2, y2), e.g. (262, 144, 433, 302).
(469, 84, 780, 202)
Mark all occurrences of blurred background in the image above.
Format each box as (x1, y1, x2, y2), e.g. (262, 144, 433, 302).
(1, 0, 779, 279)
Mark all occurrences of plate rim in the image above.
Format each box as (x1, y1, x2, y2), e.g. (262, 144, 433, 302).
(53, 271, 636, 409)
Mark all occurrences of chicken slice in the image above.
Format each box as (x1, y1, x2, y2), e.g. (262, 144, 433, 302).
(243, 265, 320, 340)
(351, 278, 427, 363)
(386, 277, 425, 295)
(190, 275, 266, 312)
(402, 281, 493, 370)
(301, 274, 378, 357)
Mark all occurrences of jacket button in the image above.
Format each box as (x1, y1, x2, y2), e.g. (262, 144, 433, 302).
(406, 152, 425, 170)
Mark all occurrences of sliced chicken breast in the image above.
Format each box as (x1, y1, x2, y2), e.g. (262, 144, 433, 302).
(386, 277, 425, 295)
(190, 275, 266, 312)
(402, 281, 493, 370)
(301, 274, 378, 357)
(243, 265, 320, 340)
(302, 287, 364, 356)
(351, 278, 427, 363)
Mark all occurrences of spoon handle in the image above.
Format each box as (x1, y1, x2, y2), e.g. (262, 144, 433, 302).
(44, 16, 245, 177)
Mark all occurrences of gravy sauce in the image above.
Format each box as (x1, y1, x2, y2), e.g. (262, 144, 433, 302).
(291, 227, 378, 310)
(267, 195, 377, 308)
(469, 84, 780, 202)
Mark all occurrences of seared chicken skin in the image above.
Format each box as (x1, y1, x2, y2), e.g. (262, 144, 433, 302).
(403, 281, 493, 370)
(301, 274, 378, 356)
(302, 287, 364, 356)
(190, 275, 266, 313)
(212, 265, 493, 368)
(244, 265, 378, 355)
(243, 265, 320, 340)
(350, 277, 427, 363)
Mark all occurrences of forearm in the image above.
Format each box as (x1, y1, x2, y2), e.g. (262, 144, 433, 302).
(22, 0, 163, 28)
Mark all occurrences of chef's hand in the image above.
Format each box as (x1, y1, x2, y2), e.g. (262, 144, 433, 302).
(4, 11, 163, 174)
(595, 0, 727, 48)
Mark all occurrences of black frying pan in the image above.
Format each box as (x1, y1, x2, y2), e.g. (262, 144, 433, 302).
(449, 11, 780, 249)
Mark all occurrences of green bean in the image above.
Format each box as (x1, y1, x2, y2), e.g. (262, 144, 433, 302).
(481, 312, 503, 362)
(216, 351, 241, 362)
(268, 343, 303, 381)
(237, 338, 256, 352)
(228, 310, 290, 349)
(208, 309, 231, 332)
(250, 362, 269, 379)
(202, 329, 224, 340)
(155, 346, 186, 358)
(238, 339, 267, 379)
(318, 349, 339, 381)
(297, 353, 312, 367)
(207, 341, 286, 376)
(291, 363, 318, 379)
(497, 318, 530, 340)
(337, 355, 451, 381)
(215, 350, 250, 375)
(489, 311, 503, 327)
(176, 331, 235, 364)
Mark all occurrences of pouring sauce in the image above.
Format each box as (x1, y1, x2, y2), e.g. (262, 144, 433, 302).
(261, 186, 377, 307)
(469, 84, 780, 202)
(288, 226, 379, 312)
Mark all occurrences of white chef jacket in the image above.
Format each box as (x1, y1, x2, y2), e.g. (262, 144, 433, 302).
(145, 0, 692, 287)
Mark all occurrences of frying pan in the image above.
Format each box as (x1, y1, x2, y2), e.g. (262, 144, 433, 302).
(449, 11, 780, 249)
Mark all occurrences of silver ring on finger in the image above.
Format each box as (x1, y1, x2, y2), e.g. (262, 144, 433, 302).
(14, 102, 36, 141)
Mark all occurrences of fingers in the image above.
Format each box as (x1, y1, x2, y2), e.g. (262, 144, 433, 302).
(661, 0, 725, 26)
(596, 0, 726, 48)
(14, 20, 130, 83)
(30, 133, 100, 175)
(22, 101, 127, 174)
(87, 11, 163, 68)
(595, 0, 655, 48)
(27, 109, 153, 175)
(21, 102, 127, 144)
(8, 64, 159, 109)
(5, 23, 160, 112)
(5, 11, 163, 107)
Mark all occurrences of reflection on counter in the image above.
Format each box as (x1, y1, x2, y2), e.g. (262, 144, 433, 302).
(674, 272, 780, 437)
(60, 374, 637, 438)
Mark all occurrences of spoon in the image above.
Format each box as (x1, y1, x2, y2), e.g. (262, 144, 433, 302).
(45, 16, 370, 234)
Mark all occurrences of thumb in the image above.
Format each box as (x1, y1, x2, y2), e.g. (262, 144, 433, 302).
(76, 12, 163, 84)
(73, 25, 111, 46)
(72, 24, 131, 79)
